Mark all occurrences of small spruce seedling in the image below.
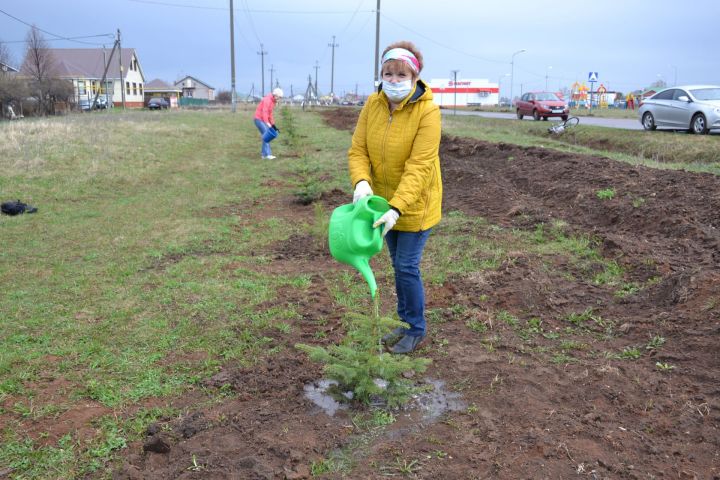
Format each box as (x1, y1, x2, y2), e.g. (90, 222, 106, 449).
(297, 312, 431, 407)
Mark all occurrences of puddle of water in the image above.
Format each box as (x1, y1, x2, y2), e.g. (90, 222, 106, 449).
(303, 379, 349, 417)
(304, 377, 465, 421)
(412, 378, 466, 421)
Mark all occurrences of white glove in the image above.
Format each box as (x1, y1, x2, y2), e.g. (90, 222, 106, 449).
(352, 180, 373, 204)
(373, 209, 400, 237)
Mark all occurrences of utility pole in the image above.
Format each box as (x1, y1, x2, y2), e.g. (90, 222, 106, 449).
(229, 0, 237, 112)
(257, 43, 267, 96)
(117, 29, 126, 110)
(102, 47, 109, 109)
(451, 70, 459, 115)
(373, 0, 381, 88)
(90, 42, 117, 110)
(313, 60, 320, 96)
(329, 35, 339, 97)
(269, 64, 275, 93)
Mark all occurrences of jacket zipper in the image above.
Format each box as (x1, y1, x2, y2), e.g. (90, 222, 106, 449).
(381, 112, 393, 199)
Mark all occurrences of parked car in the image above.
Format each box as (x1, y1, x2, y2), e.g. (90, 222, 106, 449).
(516, 91, 569, 121)
(638, 85, 720, 134)
(94, 97, 109, 109)
(147, 97, 169, 110)
(78, 97, 109, 111)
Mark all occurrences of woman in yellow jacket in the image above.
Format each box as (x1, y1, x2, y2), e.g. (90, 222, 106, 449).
(348, 41, 442, 354)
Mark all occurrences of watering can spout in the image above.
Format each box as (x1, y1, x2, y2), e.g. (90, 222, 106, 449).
(352, 258, 378, 298)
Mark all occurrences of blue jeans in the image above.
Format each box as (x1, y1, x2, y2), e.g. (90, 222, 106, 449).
(254, 119, 272, 157)
(385, 229, 431, 337)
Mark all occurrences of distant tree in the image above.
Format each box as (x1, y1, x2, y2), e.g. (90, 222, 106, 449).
(649, 79, 667, 89)
(20, 26, 72, 115)
(216, 89, 232, 104)
(0, 40, 11, 69)
(0, 38, 28, 118)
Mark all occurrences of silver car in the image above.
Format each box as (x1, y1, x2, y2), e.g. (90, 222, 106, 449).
(639, 85, 720, 134)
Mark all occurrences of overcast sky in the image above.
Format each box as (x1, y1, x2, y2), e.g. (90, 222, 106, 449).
(2, 0, 719, 99)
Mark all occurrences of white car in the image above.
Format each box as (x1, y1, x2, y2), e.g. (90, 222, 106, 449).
(639, 85, 720, 134)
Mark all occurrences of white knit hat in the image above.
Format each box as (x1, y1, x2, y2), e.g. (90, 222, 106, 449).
(272, 88, 284, 98)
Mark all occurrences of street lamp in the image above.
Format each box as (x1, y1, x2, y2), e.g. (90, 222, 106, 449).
(545, 66, 553, 90)
(509, 49, 526, 109)
(497, 73, 510, 106)
(451, 70, 459, 115)
(670, 65, 678, 86)
(656, 73, 664, 87)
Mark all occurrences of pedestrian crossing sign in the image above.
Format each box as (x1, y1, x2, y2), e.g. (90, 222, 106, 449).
(588, 72, 599, 82)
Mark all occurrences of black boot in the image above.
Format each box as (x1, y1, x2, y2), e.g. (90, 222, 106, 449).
(390, 334, 425, 354)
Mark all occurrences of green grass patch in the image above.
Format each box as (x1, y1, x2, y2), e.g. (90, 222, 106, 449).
(0, 107, 351, 476)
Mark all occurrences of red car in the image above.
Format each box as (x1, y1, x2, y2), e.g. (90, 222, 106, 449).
(516, 91, 569, 121)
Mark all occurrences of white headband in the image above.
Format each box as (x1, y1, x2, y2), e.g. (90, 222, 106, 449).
(382, 48, 420, 74)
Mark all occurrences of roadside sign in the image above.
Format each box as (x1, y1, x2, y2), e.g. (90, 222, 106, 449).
(588, 72, 599, 82)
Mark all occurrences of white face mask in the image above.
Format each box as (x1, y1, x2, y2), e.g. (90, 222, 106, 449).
(382, 80, 413, 102)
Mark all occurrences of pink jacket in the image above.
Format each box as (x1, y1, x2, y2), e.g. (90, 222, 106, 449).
(254, 94, 276, 124)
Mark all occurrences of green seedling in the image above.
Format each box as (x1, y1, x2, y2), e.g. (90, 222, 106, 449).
(187, 454, 205, 472)
(615, 282, 640, 298)
(655, 362, 675, 372)
(646, 335, 666, 351)
(496, 310, 518, 327)
(619, 346, 642, 360)
(596, 188, 616, 200)
(311, 458, 336, 475)
(466, 317, 488, 333)
(565, 307, 597, 326)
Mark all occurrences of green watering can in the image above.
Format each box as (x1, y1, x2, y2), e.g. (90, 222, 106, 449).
(328, 195, 390, 298)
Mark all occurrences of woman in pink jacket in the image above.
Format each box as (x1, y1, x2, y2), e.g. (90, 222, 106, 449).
(254, 88, 283, 159)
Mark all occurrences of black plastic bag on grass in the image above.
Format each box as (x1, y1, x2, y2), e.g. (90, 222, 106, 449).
(1, 200, 38, 216)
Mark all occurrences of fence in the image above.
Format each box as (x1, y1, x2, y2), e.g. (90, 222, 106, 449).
(179, 98, 209, 107)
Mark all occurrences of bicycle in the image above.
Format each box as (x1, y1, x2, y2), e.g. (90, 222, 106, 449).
(547, 116, 579, 135)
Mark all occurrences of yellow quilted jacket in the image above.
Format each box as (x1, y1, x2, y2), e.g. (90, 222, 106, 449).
(348, 79, 442, 232)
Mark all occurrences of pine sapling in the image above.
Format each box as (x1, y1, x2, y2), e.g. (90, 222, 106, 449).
(297, 312, 431, 407)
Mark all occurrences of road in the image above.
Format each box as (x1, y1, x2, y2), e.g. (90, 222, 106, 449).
(443, 110, 643, 130)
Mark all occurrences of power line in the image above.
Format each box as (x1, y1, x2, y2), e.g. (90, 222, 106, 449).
(0, 8, 114, 46)
(0, 34, 115, 44)
(128, 0, 226, 10)
(241, 0, 262, 46)
(344, 8, 373, 45)
(309, 1, 366, 78)
(127, 0, 372, 14)
(380, 13, 507, 66)
(335, 0, 365, 39)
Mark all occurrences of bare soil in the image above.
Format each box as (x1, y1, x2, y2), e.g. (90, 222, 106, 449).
(110, 108, 718, 479)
